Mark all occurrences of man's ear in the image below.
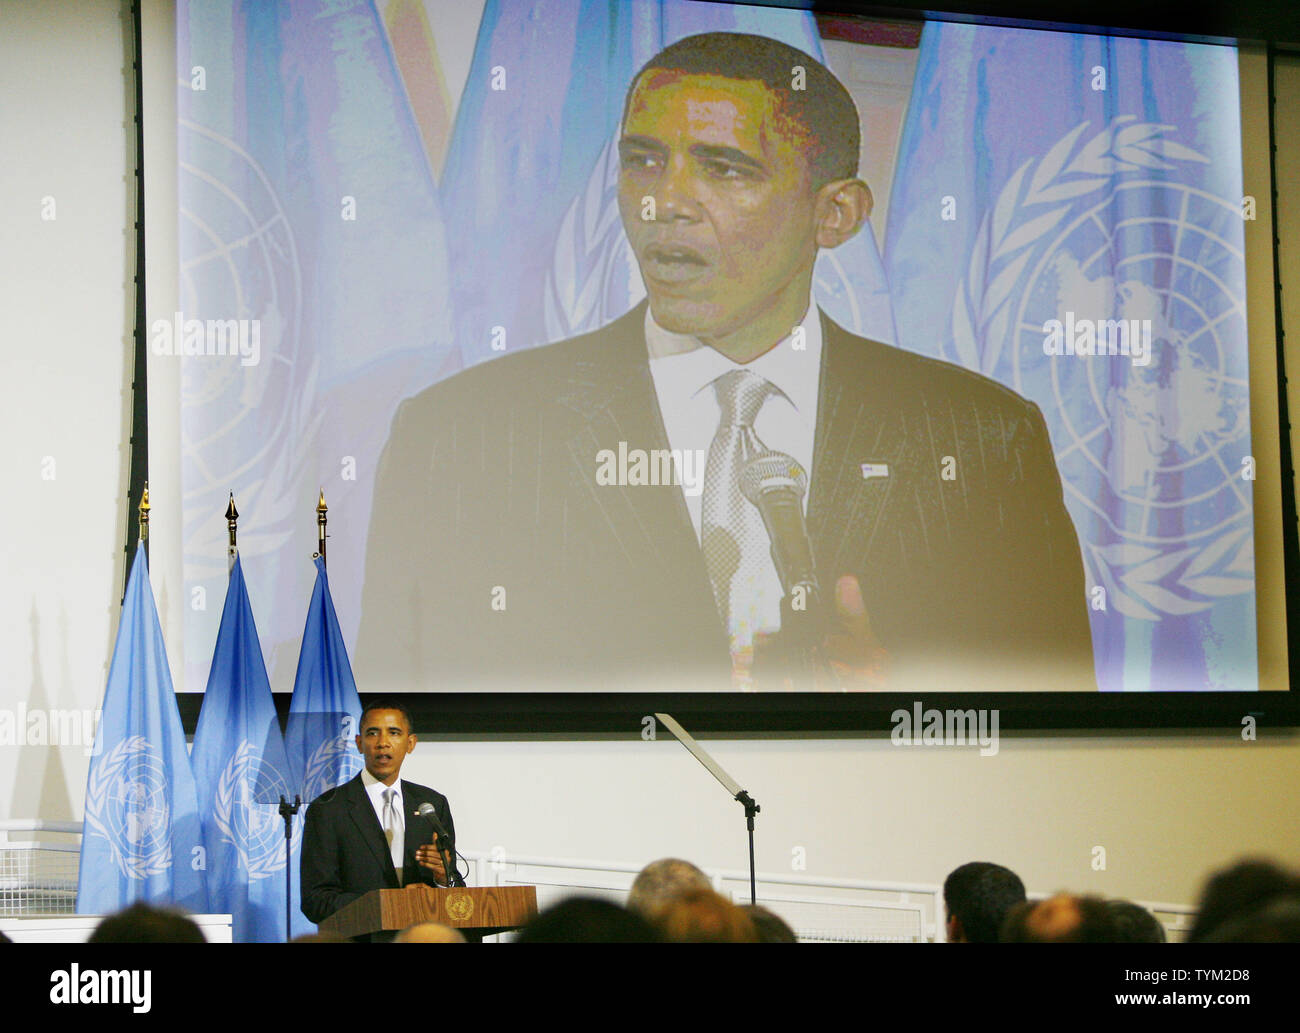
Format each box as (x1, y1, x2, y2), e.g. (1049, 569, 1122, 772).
(946, 912, 965, 943)
(406, 734, 417, 753)
(814, 178, 872, 250)
(355, 734, 363, 754)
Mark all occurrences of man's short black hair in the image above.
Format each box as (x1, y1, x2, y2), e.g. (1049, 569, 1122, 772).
(515, 897, 661, 943)
(358, 698, 415, 734)
(742, 904, 799, 943)
(1202, 894, 1300, 942)
(1107, 899, 1167, 943)
(1188, 858, 1300, 942)
(623, 32, 860, 190)
(943, 861, 1027, 943)
(88, 902, 206, 944)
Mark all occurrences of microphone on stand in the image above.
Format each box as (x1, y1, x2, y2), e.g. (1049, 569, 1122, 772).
(415, 802, 461, 887)
(738, 451, 819, 605)
(739, 452, 829, 685)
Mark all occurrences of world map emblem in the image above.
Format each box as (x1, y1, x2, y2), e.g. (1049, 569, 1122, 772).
(951, 118, 1254, 621)
(301, 732, 362, 806)
(84, 736, 173, 880)
(445, 893, 474, 922)
(178, 119, 312, 578)
(214, 740, 300, 879)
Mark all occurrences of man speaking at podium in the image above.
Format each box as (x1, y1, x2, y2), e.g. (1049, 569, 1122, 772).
(300, 701, 463, 936)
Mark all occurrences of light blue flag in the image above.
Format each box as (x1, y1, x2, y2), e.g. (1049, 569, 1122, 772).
(178, 0, 453, 688)
(883, 24, 1254, 692)
(439, 0, 897, 372)
(285, 556, 363, 933)
(78, 544, 208, 916)
(191, 554, 297, 942)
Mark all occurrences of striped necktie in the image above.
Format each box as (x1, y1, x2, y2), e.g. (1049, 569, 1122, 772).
(702, 369, 777, 684)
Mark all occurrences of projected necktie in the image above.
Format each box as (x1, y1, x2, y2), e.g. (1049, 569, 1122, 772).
(382, 788, 404, 885)
(702, 369, 777, 684)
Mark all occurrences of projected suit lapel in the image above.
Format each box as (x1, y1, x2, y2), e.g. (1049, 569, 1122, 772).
(807, 314, 901, 589)
(554, 305, 730, 659)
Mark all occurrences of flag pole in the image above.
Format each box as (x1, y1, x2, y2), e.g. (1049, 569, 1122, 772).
(225, 493, 238, 574)
(282, 489, 326, 939)
(138, 482, 150, 544)
(314, 489, 328, 568)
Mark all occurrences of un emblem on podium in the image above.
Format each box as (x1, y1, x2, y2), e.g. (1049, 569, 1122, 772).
(445, 893, 474, 921)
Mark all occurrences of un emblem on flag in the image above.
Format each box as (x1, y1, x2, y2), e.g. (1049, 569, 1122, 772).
(214, 740, 299, 879)
(178, 121, 303, 577)
(84, 736, 173, 879)
(302, 734, 362, 806)
(952, 117, 1253, 621)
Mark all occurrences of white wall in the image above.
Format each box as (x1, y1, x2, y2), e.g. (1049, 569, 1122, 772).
(0, 0, 134, 830)
(2, 1, 1298, 912)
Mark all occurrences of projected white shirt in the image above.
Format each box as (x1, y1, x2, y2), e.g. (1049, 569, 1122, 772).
(645, 301, 822, 683)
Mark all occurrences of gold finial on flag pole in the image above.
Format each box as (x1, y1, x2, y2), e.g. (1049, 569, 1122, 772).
(315, 489, 328, 567)
(226, 493, 239, 570)
(138, 483, 150, 543)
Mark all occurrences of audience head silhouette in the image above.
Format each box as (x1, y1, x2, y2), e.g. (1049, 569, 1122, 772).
(515, 897, 660, 943)
(943, 861, 1026, 943)
(88, 902, 206, 944)
(627, 857, 713, 919)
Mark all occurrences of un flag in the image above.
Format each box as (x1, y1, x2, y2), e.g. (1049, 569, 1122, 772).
(191, 555, 296, 942)
(78, 544, 208, 918)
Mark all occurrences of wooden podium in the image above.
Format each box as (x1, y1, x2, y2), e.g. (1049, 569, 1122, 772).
(319, 884, 538, 940)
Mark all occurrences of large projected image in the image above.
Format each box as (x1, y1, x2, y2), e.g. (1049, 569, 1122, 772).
(175, 0, 1255, 696)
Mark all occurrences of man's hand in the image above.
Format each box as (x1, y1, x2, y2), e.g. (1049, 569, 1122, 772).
(415, 835, 449, 885)
(820, 574, 889, 688)
(753, 574, 889, 690)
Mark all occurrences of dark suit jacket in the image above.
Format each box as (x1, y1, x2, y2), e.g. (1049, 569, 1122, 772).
(300, 773, 462, 927)
(357, 301, 1095, 692)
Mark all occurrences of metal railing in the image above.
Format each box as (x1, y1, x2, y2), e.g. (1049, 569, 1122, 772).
(0, 821, 82, 916)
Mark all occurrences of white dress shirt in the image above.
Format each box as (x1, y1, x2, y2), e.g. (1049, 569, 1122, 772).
(361, 767, 404, 881)
(645, 301, 823, 680)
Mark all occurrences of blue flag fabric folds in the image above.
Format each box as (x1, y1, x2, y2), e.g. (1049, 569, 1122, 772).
(286, 557, 363, 806)
(190, 554, 296, 942)
(285, 556, 363, 932)
(78, 544, 208, 917)
(883, 24, 1254, 692)
(177, 0, 453, 692)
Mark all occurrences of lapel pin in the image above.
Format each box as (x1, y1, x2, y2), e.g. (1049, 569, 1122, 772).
(860, 462, 890, 480)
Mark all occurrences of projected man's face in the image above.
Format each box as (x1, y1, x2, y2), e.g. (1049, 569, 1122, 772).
(617, 71, 823, 360)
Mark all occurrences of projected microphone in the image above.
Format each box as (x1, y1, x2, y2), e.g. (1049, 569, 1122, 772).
(739, 451, 819, 603)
